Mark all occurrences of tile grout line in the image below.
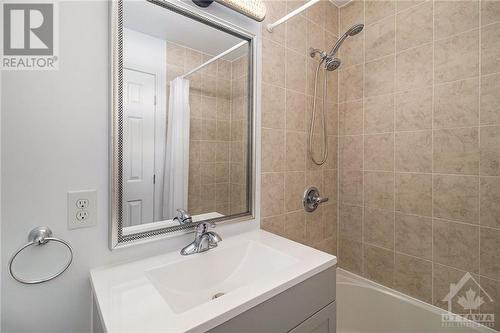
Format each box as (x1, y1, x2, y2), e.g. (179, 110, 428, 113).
(363, 240, 500, 284)
(282, 8, 288, 236)
(267, 168, 500, 180)
(433, 25, 481, 44)
(340, 123, 500, 137)
(316, 199, 500, 232)
(361, 0, 366, 277)
(393, 0, 397, 287)
(280, 9, 288, 235)
(339, 68, 498, 95)
(227, 59, 233, 214)
(394, 0, 427, 16)
(431, 0, 435, 305)
(304, 11, 311, 242)
(362, 169, 487, 177)
(478, 0, 482, 287)
(336, 4, 341, 259)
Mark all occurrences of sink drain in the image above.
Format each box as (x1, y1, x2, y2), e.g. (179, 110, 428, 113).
(212, 292, 225, 300)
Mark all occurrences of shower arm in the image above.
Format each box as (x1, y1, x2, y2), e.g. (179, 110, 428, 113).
(309, 48, 328, 61)
(310, 32, 349, 62)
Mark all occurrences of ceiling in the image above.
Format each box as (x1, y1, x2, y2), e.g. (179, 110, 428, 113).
(123, 0, 348, 62)
(124, 0, 246, 60)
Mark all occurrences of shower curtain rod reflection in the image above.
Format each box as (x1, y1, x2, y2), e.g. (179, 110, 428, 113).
(179, 40, 248, 79)
(266, 0, 320, 32)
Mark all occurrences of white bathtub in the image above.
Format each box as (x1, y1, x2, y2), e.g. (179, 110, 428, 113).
(337, 269, 497, 333)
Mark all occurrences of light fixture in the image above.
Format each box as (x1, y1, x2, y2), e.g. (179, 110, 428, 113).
(192, 0, 266, 21)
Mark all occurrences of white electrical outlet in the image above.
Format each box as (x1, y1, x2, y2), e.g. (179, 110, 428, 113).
(68, 190, 97, 230)
(76, 210, 89, 221)
(76, 199, 89, 209)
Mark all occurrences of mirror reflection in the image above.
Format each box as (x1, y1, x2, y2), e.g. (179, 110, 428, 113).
(121, 0, 251, 233)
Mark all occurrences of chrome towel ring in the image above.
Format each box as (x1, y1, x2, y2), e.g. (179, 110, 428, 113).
(8, 226, 73, 284)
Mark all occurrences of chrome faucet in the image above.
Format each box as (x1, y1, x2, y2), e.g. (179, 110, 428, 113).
(180, 221, 222, 256)
(173, 208, 192, 224)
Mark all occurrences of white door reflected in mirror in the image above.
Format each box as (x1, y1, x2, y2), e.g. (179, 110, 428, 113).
(123, 69, 156, 227)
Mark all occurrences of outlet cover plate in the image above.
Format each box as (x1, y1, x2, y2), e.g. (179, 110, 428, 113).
(68, 190, 97, 230)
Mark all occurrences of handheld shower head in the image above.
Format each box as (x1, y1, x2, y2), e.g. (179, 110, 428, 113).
(347, 23, 364, 36)
(328, 23, 364, 57)
(306, 23, 363, 165)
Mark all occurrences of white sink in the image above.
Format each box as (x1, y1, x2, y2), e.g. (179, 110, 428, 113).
(146, 240, 298, 314)
(90, 230, 336, 333)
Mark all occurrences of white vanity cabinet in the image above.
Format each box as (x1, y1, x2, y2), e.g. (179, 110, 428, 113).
(207, 266, 336, 333)
(290, 302, 336, 333)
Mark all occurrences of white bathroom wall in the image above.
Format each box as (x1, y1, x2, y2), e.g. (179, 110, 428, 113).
(0, 59, 2, 330)
(0, 1, 259, 332)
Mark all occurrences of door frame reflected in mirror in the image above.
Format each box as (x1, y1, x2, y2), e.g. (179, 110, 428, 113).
(110, 0, 257, 249)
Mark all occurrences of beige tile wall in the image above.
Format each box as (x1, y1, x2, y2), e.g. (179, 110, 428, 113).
(229, 55, 250, 214)
(260, 0, 339, 254)
(167, 41, 250, 217)
(336, 0, 500, 328)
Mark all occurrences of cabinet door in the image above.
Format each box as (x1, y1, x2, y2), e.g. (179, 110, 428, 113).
(289, 302, 336, 333)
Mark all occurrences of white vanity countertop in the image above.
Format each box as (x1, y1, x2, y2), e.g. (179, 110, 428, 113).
(122, 212, 224, 236)
(90, 229, 336, 333)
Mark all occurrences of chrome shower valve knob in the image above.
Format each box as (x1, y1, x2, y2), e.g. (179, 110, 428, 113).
(303, 187, 329, 212)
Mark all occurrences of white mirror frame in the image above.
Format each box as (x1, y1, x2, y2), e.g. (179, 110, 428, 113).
(109, 0, 258, 249)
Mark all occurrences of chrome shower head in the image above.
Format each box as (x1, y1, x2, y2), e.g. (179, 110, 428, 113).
(347, 24, 364, 36)
(328, 23, 364, 57)
(325, 57, 341, 71)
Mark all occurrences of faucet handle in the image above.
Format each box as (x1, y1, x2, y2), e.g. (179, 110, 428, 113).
(196, 221, 214, 229)
(177, 208, 190, 219)
(174, 208, 192, 224)
(194, 221, 215, 234)
(314, 195, 329, 204)
(303, 187, 329, 212)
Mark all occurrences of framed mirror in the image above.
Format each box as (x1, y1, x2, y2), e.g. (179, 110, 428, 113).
(110, 0, 256, 248)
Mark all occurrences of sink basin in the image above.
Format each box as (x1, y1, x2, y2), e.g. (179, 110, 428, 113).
(90, 229, 336, 333)
(146, 240, 298, 314)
